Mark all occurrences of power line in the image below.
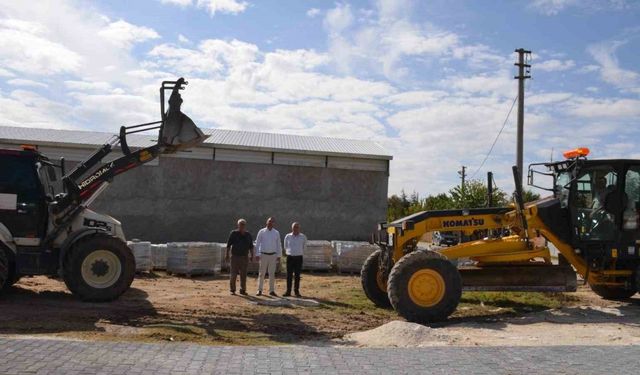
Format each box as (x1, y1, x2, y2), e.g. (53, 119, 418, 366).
(468, 94, 518, 180)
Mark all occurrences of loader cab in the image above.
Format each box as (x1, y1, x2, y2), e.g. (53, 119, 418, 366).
(0, 148, 50, 244)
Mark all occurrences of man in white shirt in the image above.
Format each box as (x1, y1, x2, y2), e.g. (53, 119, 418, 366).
(283, 222, 307, 297)
(254, 217, 282, 296)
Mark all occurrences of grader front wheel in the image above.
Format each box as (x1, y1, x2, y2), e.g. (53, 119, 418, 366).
(387, 251, 462, 323)
(361, 249, 391, 308)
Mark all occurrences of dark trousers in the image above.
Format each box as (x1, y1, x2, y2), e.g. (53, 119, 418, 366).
(286, 255, 303, 294)
(230, 255, 248, 292)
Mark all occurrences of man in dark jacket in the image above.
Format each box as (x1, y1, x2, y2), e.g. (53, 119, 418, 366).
(226, 219, 254, 295)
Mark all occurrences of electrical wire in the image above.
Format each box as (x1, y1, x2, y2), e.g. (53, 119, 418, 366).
(468, 94, 519, 180)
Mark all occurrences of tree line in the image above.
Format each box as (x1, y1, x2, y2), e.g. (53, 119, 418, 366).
(388, 179, 540, 221)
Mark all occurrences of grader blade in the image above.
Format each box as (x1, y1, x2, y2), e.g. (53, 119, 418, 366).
(460, 265, 577, 292)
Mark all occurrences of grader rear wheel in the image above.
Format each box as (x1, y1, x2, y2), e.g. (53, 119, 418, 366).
(387, 250, 461, 323)
(589, 284, 637, 300)
(361, 249, 391, 308)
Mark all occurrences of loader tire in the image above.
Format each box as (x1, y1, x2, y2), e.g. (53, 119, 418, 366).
(361, 249, 391, 308)
(388, 250, 461, 324)
(63, 235, 135, 302)
(589, 284, 637, 300)
(0, 249, 8, 293)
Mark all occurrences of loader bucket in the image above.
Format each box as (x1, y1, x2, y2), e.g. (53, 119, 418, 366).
(159, 81, 209, 153)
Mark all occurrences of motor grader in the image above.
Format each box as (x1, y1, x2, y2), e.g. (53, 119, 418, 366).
(363, 148, 640, 323)
(0, 78, 208, 301)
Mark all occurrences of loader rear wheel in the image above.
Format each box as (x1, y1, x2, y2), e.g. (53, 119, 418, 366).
(589, 284, 637, 300)
(63, 235, 135, 302)
(0, 249, 8, 293)
(388, 251, 461, 323)
(361, 249, 391, 308)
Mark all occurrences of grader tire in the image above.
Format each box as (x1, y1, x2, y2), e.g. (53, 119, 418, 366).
(388, 251, 461, 323)
(590, 284, 637, 300)
(0, 249, 8, 293)
(63, 235, 135, 302)
(361, 249, 391, 308)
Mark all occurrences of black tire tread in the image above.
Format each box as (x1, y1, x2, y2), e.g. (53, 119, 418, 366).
(387, 250, 462, 323)
(590, 283, 636, 301)
(0, 249, 8, 293)
(63, 234, 135, 302)
(361, 249, 391, 308)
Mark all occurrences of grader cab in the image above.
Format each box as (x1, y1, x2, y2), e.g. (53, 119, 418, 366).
(363, 149, 640, 323)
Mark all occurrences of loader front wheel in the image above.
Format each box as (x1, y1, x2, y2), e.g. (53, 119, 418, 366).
(361, 249, 391, 308)
(63, 235, 135, 302)
(589, 284, 636, 300)
(388, 251, 461, 323)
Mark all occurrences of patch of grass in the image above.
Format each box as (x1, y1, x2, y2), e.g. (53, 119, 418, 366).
(458, 291, 579, 317)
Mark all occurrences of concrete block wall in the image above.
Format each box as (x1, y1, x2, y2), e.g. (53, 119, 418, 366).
(90, 157, 388, 243)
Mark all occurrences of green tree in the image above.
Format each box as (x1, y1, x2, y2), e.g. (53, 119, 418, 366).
(522, 189, 541, 203)
(449, 179, 508, 209)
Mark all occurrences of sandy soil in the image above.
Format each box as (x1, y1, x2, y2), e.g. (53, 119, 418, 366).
(1, 273, 638, 346)
(0, 273, 395, 345)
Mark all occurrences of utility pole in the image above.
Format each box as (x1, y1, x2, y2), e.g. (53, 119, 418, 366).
(514, 48, 531, 184)
(458, 166, 467, 197)
(487, 171, 493, 207)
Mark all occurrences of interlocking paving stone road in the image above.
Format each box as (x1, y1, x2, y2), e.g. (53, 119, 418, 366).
(0, 337, 638, 375)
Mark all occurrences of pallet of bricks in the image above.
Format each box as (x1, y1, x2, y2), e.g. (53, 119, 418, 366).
(127, 240, 152, 273)
(166, 242, 221, 277)
(332, 241, 379, 274)
(150, 244, 168, 270)
(301, 240, 332, 272)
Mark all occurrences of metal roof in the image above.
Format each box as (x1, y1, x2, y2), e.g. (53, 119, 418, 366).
(0, 126, 392, 160)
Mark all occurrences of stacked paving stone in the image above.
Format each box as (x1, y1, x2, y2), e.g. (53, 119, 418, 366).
(167, 242, 220, 276)
(127, 240, 152, 272)
(302, 240, 333, 271)
(332, 241, 379, 273)
(150, 244, 168, 270)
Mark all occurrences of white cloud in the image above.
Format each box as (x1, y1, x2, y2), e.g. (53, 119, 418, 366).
(98, 20, 160, 49)
(536, 59, 576, 72)
(196, 0, 248, 16)
(7, 79, 49, 89)
(528, 0, 631, 15)
(64, 80, 113, 92)
(323, 3, 353, 35)
(0, 18, 83, 75)
(178, 34, 191, 44)
(159, 0, 192, 6)
(306, 8, 321, 18)
(587, 40, 639, 91)
(528, 0, 579, 15)
(567, 97, 640, 118)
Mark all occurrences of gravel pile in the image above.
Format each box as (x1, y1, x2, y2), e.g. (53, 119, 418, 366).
(344, 321, 447, 347)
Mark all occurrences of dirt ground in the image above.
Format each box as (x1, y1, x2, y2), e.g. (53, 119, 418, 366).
(1, 272, 639, 346)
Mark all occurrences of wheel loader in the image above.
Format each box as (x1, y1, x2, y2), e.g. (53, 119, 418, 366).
(0, 78, 208, 301)
(363, 148, 640, 323)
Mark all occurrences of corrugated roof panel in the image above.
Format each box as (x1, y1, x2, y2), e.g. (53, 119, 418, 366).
(0, 125, 392, 160)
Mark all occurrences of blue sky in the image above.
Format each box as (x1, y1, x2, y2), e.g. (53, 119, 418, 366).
(1, 0, 639, 196)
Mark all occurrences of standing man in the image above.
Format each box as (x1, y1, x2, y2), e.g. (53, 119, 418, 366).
(255, 217, 282, 296)
(226, 218, 254, 296)
(283, 222, 307, 297)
